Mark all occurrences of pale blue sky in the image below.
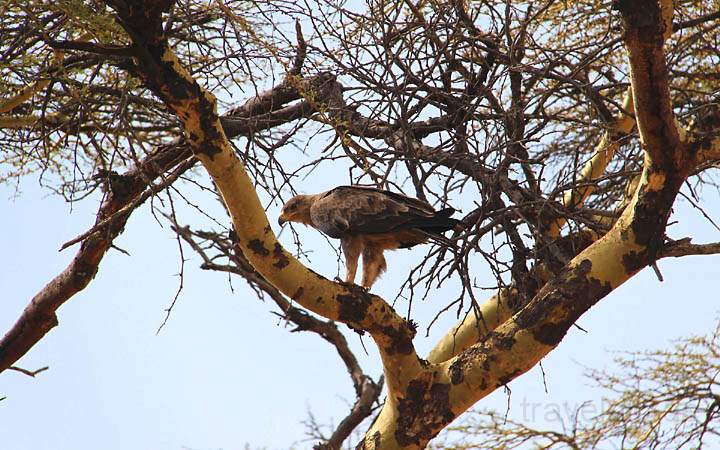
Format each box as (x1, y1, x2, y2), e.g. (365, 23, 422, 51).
(1, 167, 719, 449)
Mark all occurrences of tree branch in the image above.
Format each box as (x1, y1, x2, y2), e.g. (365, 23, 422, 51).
(433, 1, 689, 436)
(614, 0, 682, 169)
(171, 224, 382, 450)
(8, 365, 49, 378)
(105, 1, 422, 402)
(659, 239, 720, 258)
(0, 69, 335, 374)
(427, 89, 636, 364)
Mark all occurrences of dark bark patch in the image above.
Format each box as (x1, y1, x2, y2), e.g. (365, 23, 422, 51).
(263, 225, 272, 234)
(514, 258, 611, 347)
(448, 345, 491, 386)
(194, 93, 223, 158)
(630, 172, 682, 258)
(533, 322, 568, 347)
(447, 336, 508, 386)
(272, 243, 290, 269)
(355, 431, 381, 450)
(395, 379, 455, 446)
(162, 61, 195, 100)
(622, 250, 646, 273)
(613, 0, 665, 44)
(486, 331, 516, 351)
(291, 287, 304, 301)
(380, 322, 415, 356)
(196, 142, 223, 158)
(478, 377, 488, 390)
(497, 368, 523, 386)
(613, 0, 660, 27)
(247, 239, 269, 256)
(336, 290, 373, 324)
(450, 363, 464, 385)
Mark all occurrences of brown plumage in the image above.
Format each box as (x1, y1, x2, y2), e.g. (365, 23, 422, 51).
(278, 186, 459, 289)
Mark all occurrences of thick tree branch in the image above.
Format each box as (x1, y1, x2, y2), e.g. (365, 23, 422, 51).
(4, 2, 717, 449)
(416, 2, 690, 443)
(427, 90, 636, 364)
(546, 90, 636, 236)
(0, 139, 191, 373)
(615, 0, 682, 169)
(171, 225, 382, 450)
(659, 239, 720, 258)
(0, 68, 335, 374)
(361, 3, 693, 447)
(105, 2, 421, 401)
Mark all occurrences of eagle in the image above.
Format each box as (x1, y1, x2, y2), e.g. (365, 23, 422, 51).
(278, 185, 459, 288)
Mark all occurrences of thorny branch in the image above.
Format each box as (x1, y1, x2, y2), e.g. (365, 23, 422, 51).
(1, 0, 720, 447)
(171, 222, 383, 449)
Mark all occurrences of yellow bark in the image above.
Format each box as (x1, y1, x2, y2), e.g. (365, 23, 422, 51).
(547, 90, 636, 237)
(365, 154, 673, 447)
(437, 0, 684, 424)
(152, 44, 425, 398)
(443, 162, 656, 417)
(427, 90, 636, 365)
(114, 1, 696, 448)
(0, 80, 51, 115)
(0, 114, 64, 129)
(426, 289, 516, 364)
(693, 135, 720, 168)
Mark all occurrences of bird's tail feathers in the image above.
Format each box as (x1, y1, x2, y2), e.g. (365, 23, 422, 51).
(412, 209, 460, 234)
(435, 207, 457, 218)
(416, 208, 460, 248)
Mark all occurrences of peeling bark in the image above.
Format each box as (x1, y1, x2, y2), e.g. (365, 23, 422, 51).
(0, 69, 337, 374)
(6, 1, 716, 448)
(102, 0, 424, 410)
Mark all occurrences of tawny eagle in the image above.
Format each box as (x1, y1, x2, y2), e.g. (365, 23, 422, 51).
(278, 186, 459, 288)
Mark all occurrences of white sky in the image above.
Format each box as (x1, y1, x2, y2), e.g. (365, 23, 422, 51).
(1, 166, 719, 449)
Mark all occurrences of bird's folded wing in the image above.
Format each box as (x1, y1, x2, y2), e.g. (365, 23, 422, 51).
(311, 186, 434, 237)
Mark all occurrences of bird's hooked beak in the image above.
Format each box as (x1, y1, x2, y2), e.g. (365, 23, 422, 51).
(278, 214, 288, 226)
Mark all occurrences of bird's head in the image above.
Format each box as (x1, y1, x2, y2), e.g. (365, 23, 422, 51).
(278, 194, 314, 226)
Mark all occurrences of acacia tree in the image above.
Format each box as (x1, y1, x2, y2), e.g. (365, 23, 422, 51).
(1, 0, 720, 448)
(434, 320, 720, 449)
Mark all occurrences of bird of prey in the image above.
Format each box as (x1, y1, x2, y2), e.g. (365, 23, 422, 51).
(278, 185, 459, 289)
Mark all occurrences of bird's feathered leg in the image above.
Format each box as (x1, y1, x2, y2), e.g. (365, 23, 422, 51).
(341, 236, 363, 284)
(361, 245, 387, 288)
